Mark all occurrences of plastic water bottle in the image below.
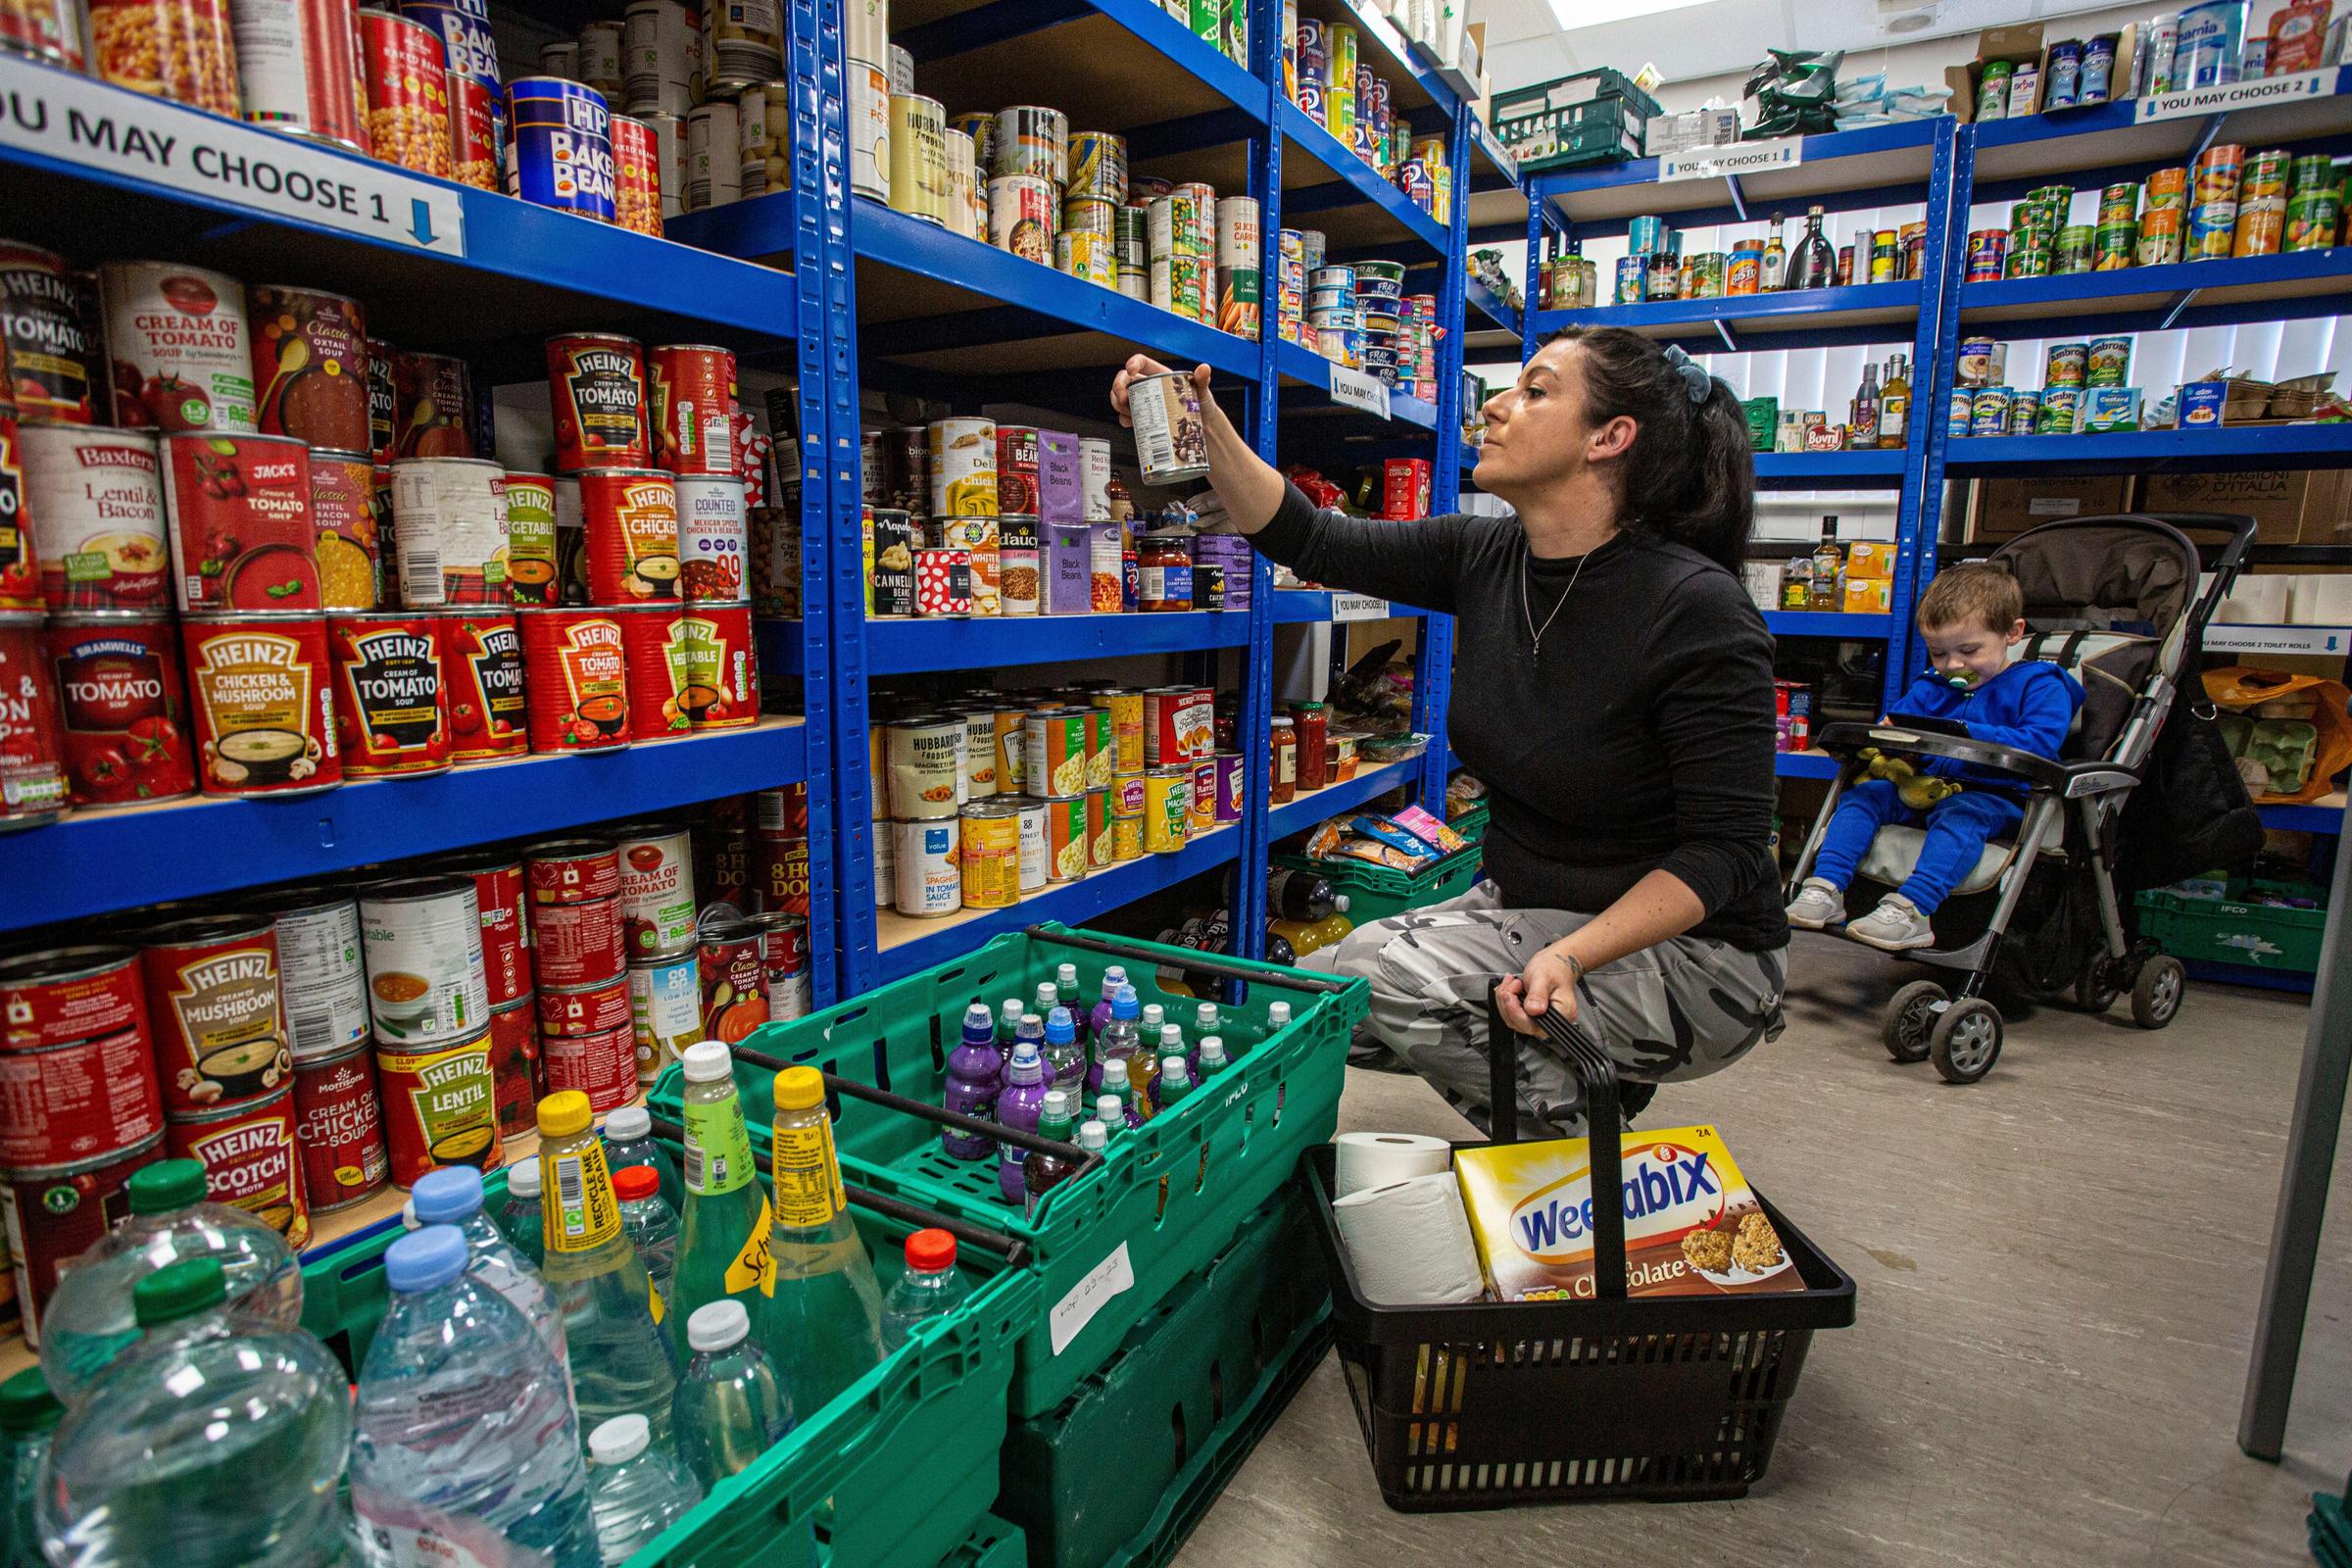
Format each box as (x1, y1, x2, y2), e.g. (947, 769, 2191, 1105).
(670, 1040, 776, 1361)
(36, 1157, 301, 1407)
(499, 1156, 548, 1266)
(1088, 964, 1129, 1041)
(1041, 1005, 1087, 1097)
(1268, 1000, 1293, 1033)
(412, 1164, 568, 1370)
(994, 1040, 1052, 1203)
(996, 998, 1024, 1051)
(1055, 963, 1086, 1045)
(1092, 984, 1141, 1105)
(942, 1003, 1003, 1160)
(603, 1102, 682, 1210)
(1076, 1119, 1107, 1158)
(537, 1092, 683, 1445)
(1021, 1090, 1079, 1219)
(586, 1414, 704, 1565)
(351, 1226, 598, 1567)
(1157, 1055, 1195, 1110)
(39, 1256, 351, 1566)
(1034, 980, 1059, 1020)
(1198, 1036, 1229, 1079)
(1094, 1095, 1126, 1137)
(672, 1299, 791, 1489)
(616, 1163, 682, 1308)
(764, 1065, 887, 1415)
(0, 1368, 60, 1567)
(880, 1230, 972, 1350)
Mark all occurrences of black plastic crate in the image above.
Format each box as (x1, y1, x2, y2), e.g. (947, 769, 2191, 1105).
(1304, 990, 1856, 1510)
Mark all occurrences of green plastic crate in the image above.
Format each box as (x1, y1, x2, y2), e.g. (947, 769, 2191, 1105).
(1450, 800, 1491, 847)
(1493, 69, 1659, 172)
(654, 922, 1364, 1419)
(995, 1179, 1333, 1568)
(1272, 844, 1485, 926)
(938, 1515, 1027, 1568)
(298, 1166, 1039, 1568)
(2136, 886, 2328, 972)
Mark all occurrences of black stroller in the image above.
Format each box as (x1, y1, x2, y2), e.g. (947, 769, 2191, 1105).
(1784, 513, 2259, 1084)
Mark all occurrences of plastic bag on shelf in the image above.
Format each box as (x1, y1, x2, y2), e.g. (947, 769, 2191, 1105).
(1743, 48, 1843, 138)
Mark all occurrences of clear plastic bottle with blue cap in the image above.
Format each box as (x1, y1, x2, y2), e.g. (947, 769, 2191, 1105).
(40, 1255, 352, 1566)
(1088, 964, 1130, 1042)
(1040, 1005, 1087, 1097)
(411, 1164, 567, 1372)
(352, 1225, 598, 1567)
(672, 1299, 792, 1490)
(943, 1003, 1003, 1160)
(586, 1413, 703, 1565)
(1091, 983, 1143, 1110)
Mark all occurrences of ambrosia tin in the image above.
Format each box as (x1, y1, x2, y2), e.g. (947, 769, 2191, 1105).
(579, 466, 680, 600)
(374, 1031, 503, 1189)
(517, 607, 630, 751)
(327, 610, 449, 776)
(21, 426, 170, 610)
(390, 457, 509, 606)
(180, 610, 339, 795)
(160, 432, 319, 612)
(649, 345, 738, 475)
(357, 874, 491, 1044)
(166, 1082, 310, 1249)
(45, 612, 197, 805)
(139, 914, 292, 1113)
(249, 284, 371, 451)
(440, 609, 526, 761)
(0, 1025, 163, 1167)
(293, 1046, 389, 1212)
(547, 333, 650, 472)
(307, 448, 380, 611)
(0, 945, 145, 1052)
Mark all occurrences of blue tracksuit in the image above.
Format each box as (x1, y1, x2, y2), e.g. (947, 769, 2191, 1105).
(1813, 661, 2085, 915)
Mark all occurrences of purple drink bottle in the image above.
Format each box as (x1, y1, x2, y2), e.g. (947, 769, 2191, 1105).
(996, 1040, 1053, 1202)
(943, 1003, 1002, 1161)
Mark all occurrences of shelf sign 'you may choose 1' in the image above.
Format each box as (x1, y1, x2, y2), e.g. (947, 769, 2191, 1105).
(0, 54, 467, 256)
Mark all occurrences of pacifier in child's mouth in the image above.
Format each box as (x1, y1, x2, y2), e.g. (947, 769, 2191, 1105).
(1944, 670, 1975, 689)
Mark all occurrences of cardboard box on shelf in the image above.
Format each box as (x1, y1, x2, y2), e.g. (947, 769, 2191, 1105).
(1964, 475, 2133, 540)
(1842, 576, 1892, 614)
(1846, 539, 1897, 580)
(2139, 470, 2352, 545)
(1946, 24, 2044, 123)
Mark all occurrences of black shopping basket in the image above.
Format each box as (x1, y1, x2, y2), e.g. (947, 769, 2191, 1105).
(1304, 984, 1856, 1510)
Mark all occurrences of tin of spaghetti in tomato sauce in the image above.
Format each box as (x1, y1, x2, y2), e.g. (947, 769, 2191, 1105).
(546, 333, 648, 473)
(681, 599, 757, 731)
(0, 1026, 163, 1167)
(256, 890, 369, 1063)
(439, 608, 525, 761)
(2, 1135, 166, 1348)
(327, 610, 448, 776)
(675, 474, 747, 601)
(612, 602, 689, 742)
(161, 432, 318, 612)
(0, 241, 99, 424)
(697, 918, 768, 1042)
(139, 914, 290, 1114)
(502, 472, 558, 607)
(517, 607, 629, 751)
(167, 1082, 308, 1248)
(541, 1016, 635, 1112)
(430, 850, 528, 1006)
(0, 947, 145, 1052)
(307, 448, 380, 611)
(0, 612, 67, 825)
(627, 947, 698, 1082)
(487, 995, 538, 1143)
(357, 874, 490, 1044)
(531, 895, 624, 988)
(292, 1045, 388, 1211)
(391, 350, 472, 458)
(180, 610, 339, 795)
(100, 261, 254, 431)
(580, 467, 679, 601)
(648, 344, 736, 475)
(613, 823, 697, 952)
(389, 456, 507, 607)
(375, 1031, 502, 1189)
(249, 284, 369, 451)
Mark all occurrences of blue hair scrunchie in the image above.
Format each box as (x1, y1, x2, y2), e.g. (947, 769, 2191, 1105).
(1660, 344, 1711, 405)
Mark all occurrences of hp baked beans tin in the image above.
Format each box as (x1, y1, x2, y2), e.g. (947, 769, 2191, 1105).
(627, 947, 698, 1082)
(358, 874, 491, 1044)
(529, 895, 625, 989)
(327, 610, 450, 777)
(0, 1026, 164, 1167)
(139, 914, 292, 1113)
(433, 850, 529, 1006)
(166, 1083, 309, 1249)
(0, 612, 70, 825)
(0, 945, 145, 1052)
(440, 608, 526, 760)
(20, 425, 170, 610)
(681, 599, 757, 731)
(612, 601, 689, 741)
(506, 74, 616, 222)
(293, 1046, 389, 1212)
(698, 917, 769, 1042)
(487, 995, 538, 1143)
(258, 890, 370, 1064)
(390, 456, 509, 606)
(649, 344, 737, 475)
(580, 467, 680, 601)
(100, 261, 255, 431)
(516, 607, 630, 751)
(375, 1031, 503, 1189)
(181, 610, 338, 794)
(249, 284, 370, 451)
(614, 823, 697, 952)
(160, 431, 319, 612)
(2, 1135, 165, 1348)
(546, 332, 650, 472)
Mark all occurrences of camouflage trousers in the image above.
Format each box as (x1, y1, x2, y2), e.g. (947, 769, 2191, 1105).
(1302, 879, 1787, 1138)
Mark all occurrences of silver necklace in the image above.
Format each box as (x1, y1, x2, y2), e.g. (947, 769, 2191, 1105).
(1520, 538, 1599, 660)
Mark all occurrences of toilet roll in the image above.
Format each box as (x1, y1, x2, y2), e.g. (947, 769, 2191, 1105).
(1331, 1172, 1488, 1305)
(1333, 1131, 1454, 1198)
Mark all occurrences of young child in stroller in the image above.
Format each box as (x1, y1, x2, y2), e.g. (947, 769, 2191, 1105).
(1786, 564, 2085, 950)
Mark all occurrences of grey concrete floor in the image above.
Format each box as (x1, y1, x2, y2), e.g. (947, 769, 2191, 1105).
(1176, 934, 2352, 1567)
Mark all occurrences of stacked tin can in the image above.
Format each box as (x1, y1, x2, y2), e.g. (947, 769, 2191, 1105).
(1307, 264, 1359, 368)
(1274, 229, 1308, 342)
(846, 0, 891, 199)
(1354, 261, 1405, 388)
(2002, 186, 2071, 279)
(1056, 130, 1128, 290)
(1402, 293, 1439, 404)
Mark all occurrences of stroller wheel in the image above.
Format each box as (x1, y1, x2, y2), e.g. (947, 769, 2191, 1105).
(2131, 956, 2187, 1029)
(1884, 981, 1945, 1063)
(2074, 955, 2122, 1014)
(1930, 999, 2003, 1084)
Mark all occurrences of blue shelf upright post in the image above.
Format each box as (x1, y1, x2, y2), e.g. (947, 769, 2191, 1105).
(1521, 185, 1546, 366)
(1414, 98, 1474, 818)
(1885, 114, 1966, 710)
(1231, 0, 1283, 963)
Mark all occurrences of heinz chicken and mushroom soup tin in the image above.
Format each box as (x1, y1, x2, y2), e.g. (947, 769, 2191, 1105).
(21, 425, 170, 611)
(390, 456, 509, 606)
(160, 432, 319, 612)
(358, 875, 491, 1044)
(180, 610, 340, 796)
(546, 332, 650, 472)
(100, 261, 255, 431)
(138, 914, 292, 1114)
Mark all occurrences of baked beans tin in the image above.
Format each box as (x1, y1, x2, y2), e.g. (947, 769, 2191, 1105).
(100, 262, 254, 431)
(1025, 706, 1088, 799)
(627, 947, 698, 1082)
(487, 995, 537, 1142)
(0, 946, 144, 1052)
(358, 874, 490, 1042)
(517, 607, 630, 751)
(0, 1026, 163, 1167)
(292, 1046, 388, 1211)
(995, 425, 1039, 514)
(959, 798, 1020, 908)
(327, 610, 450, 776)
(445, 70, 501, 191)
(41, 612, 193, 808)
(541, 1015, 635, 1112)
(390, 456, 508, 607)
(1084, 785, 1110, 868)
(248, 284, 369, 451)
(1144, 764, 1189, 852)
(580, 466, 680, 601)
(181, 610, 338, 794)
(0, 0, 79, 67)
(430, 850, 527, 1006)
(375, 1032, 502, 1189)
(529, 895, 625, 989)
(358, 7, 454, 177)
(392, 350, 473, 458)
(505, 74, 617, 221)
(502, 472, 559, 607)
(649, 344, 737, 476)
(676, 474, 748, 602)
(255, 891, 369, 1065)
(440, 608, 526, 760)
(167, 1083, 308, 1249)
(870, 507, 915, 615)
(2, 1135, 165, 1348)
(160, 432, 318, 612)
(140, 914, 291, 1113)
(0, 242, 99, 424)
(929, 417, 998, 517)
(887, 712, 963, 818)
(892, 818, 960, 916)
(538, 975, 632, 1038)
(612, 601, 688, 741)
(612, 113, 664, 236)
(547, 333, 650, 473)
(698, 917, 770, 1040)
(308, 448, 380, 611)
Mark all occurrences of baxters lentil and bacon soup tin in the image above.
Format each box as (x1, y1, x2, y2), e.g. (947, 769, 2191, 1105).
(546, 332, 650, 472)
(160, 432, 320, 612)
(138, 914, 293, 1114)
(180, 609, 339, 795)
(44, 611, 196, 804)
(100, 261, 255, 431)
(166, 1082, 310, 1249)
(389, 456, 509, 607)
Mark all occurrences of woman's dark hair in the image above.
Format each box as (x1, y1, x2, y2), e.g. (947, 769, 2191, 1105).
(1543, 325, 1754, 572)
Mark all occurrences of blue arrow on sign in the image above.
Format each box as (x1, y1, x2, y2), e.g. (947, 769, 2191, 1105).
(410, 199, 439, 247)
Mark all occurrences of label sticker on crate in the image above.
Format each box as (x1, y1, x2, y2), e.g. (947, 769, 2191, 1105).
(1659, 135, 1803, 183)
(0, 56, 467, 257)
(1328, 366, 1392, 420)
(1050, 1241, 1136, 1354)
(2134, 69, 2334, 124)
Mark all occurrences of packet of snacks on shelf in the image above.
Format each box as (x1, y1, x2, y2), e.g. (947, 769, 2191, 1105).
(1387, 804, 1466, 856)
